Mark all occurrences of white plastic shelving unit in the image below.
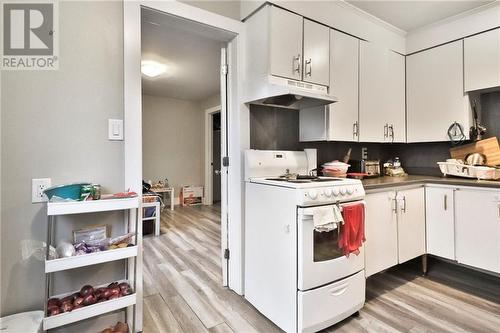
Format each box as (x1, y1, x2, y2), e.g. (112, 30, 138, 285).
(43, 197, 139, 332)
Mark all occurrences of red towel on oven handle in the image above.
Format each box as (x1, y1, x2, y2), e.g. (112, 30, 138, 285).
(339, 202, 365, 257)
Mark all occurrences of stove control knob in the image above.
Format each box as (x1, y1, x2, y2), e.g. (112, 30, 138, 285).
(340, 187, 347, 195)
(307, 190, 318, 200)
(324, 189, 333, 197)
(332, 188, 340, 196)
(347, 187, 354, 195)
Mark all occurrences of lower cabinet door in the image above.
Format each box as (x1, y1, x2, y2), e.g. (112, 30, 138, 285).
(298, 270, 365, 333)
(397, 187, 426, 263)
(455, 189, 500, 273)
(364, 191, 398, 277)
(426, 187, 455, 260)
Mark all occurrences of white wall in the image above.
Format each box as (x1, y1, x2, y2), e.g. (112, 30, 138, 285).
(1, 2, 125, 331)
(406, 2, 500, 54)
(142, 95, 205, 201)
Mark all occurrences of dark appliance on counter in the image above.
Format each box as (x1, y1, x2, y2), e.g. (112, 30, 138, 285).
(349, 160, 381, 178)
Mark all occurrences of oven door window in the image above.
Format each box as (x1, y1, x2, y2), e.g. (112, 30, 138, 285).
(313, 225, 343, 262)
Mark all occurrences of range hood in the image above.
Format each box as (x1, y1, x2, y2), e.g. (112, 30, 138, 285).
(246, 75, 337, 110)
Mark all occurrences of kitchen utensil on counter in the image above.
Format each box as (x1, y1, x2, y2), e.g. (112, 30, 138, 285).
(342, 148, 352, 164)
(469, 99, 487, 141)
(384, 157, 407, 177)
(450, 137, 500, 167)
(349, 160, 381, 178)
(448, 122, 466, 146)
(465, 153, 486, 166)
(322, 161, 350, 178)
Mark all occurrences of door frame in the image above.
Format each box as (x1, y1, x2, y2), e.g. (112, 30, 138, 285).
(124, 1, 247, 331)
(204, 105, 221, 206)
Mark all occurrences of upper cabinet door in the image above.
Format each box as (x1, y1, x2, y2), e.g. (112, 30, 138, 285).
(407, 41, 469, 143)
(465, 28, 500, 92)
(269, 6, 303, 80)
(359, 42, 405, 143)
(328, 30, 359, 142)
(303, 19, 330, 86)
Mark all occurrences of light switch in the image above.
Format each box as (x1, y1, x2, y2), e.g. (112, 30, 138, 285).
(108, 119, 123, 141)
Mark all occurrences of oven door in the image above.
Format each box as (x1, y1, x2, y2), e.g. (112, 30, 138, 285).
(297, 203, 365, 291)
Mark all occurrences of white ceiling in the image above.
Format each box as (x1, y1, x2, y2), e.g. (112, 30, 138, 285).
(141, 8, 235, 101)
(346, 0, 494, 32)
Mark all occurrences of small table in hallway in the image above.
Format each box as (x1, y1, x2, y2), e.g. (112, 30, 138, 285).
(151, 186, 174, 211)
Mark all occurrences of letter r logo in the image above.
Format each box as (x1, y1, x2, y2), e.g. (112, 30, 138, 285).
(3, 3, 53, 56)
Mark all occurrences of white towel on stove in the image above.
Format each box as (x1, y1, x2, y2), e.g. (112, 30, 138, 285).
(313, 205, 344, 232)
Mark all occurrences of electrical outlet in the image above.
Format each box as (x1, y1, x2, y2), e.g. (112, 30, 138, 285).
(32, 178, 52, 203)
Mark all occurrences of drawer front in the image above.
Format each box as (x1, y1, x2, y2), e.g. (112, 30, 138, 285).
(298, 270, 365, 333)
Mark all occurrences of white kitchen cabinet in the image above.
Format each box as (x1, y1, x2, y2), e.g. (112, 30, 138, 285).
(299, 30, 359, 142)
(425, 187, 455, 260)
(269, 6, 303, 81)
(407, 41, 470, 142)
(397, 187, 426, 263)
(455, 188, 500, 273)
(464, 28, 500, 92)
(359, 42, 405, 143)
(303, 19, 330, 86)
(364, 190, 398, 277)
(328, 30, 359, 142)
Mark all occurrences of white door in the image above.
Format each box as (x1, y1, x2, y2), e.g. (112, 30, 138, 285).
(455, 188, 500, 273)
(426, 187, 455, 260)
(407, 40, 469, 142)
(364, 190, 398, 277)
(328, 30, 359, 142)
(269, 6, 303, 80)
(397, 188, 426, 263)
(464, 28, 500, 92)
(303, 19, 330, 86)
(359, 42, 405, 143)
(220, 47, 229, 286)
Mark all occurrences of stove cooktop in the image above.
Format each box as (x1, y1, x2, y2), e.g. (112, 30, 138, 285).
(250, 176, 361, 189)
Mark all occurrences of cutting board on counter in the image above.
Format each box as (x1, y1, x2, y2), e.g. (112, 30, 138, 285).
(450, 137, 500, 166)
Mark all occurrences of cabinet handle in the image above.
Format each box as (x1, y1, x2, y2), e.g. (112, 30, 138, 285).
(444, 194, 447, 211)
(388, 125, 394, 142)
(401, 196, 407, 213)
(293, 54, 301, 75)
(353, 121, 359, 138)
(384, 124, 388, 139)
(392, 197, 397, 213)
(305, 58, 312, 77)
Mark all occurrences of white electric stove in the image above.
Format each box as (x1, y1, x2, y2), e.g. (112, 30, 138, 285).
(244, 150, 366, 333)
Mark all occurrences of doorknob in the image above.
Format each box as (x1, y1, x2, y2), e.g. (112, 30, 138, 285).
(215, 170, 221, 175)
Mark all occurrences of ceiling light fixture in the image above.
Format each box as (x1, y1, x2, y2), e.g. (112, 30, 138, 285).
(141, 60, 167, 78)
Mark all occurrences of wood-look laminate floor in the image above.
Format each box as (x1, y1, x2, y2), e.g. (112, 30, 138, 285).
(143, 205, 500, 333)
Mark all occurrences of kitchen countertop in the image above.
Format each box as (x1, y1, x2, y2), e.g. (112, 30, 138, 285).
(361, 175, 500, 191)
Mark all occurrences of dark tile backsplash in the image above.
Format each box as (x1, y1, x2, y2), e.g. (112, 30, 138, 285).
(249, 91, 500, 176)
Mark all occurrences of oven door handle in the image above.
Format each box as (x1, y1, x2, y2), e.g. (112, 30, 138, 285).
(329, 283, 349, 296)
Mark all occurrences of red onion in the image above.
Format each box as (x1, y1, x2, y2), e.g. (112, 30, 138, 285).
(61, 302, 73, 313)
(80, 285, 94, 297)
(118, 282, 131, 294)
(94, 287, 107, 300)
(82, 293, 97, 306)
(103, 288, 112, 299)
(73, 296, 84, 307)
(108, 294, 120, 300)
(47, 305, 60, 317)
(47, 298, 61, 308)
(61, 295, 74, 305)
(109, 286, 120, 297)
(108, 282, 119, 289)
